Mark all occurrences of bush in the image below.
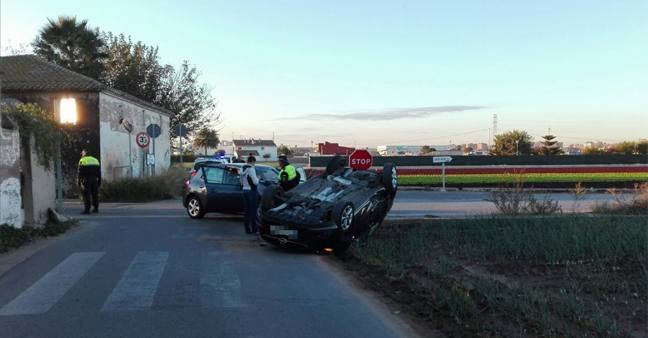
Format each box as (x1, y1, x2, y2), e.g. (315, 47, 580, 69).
(100, 167, 188, 202)
(1, 220, 77, 253)
(593, 183, 648, 215)
(487, 178, 562, 215)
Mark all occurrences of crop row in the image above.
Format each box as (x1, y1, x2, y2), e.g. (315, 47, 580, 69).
(398, 172, 648, 185)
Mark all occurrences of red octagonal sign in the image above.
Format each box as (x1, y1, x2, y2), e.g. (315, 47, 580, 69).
(349, 149, 373, 170)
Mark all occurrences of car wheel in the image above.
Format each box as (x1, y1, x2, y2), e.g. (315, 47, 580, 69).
(333, 202, 354, 232)
(381, 163, 398, 194)
(186, 196, 205, 219)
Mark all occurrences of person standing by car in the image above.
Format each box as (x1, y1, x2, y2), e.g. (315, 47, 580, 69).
(240, 155, 260, 234)
(78, 149, 101, 214)
(277, 155, 300, 191)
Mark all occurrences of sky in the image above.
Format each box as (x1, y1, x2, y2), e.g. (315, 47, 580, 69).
(2, 0, 647, 147)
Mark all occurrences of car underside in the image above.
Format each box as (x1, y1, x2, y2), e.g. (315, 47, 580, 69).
(259, 161, 397, 254)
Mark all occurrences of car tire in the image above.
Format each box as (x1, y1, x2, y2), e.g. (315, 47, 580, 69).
(332, 201, 354, 233)
(261, 185, 283, 211)
(381, 163, 398, 194)
(325, 156, 346, 176)
(186, 195, 205, 219)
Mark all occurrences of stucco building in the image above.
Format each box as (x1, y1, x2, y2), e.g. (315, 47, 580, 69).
(232, 139, 278, 160)
(0, 55, 171, 184)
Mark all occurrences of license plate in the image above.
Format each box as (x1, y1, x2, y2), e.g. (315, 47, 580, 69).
(270, 226, 298, 239)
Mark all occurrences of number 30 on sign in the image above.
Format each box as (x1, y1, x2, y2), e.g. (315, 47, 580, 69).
(136, 132, 150, 148)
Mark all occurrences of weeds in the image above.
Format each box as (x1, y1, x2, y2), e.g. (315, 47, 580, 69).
(351, 216, 648, 337)
(100, 167, 187, 202)
(487, 177, 562, 215)
(593, 182, 648, 215)
(0, 219, 78, 253)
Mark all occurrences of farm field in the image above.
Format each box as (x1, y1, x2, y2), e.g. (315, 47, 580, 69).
(342, 216, 648, 337)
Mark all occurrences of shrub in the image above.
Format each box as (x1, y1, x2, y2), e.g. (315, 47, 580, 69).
(1, 220, 77, 253)
(487, 177, 562, 215)
(100, 167, 188, 202)
(593, 183, 648, 215)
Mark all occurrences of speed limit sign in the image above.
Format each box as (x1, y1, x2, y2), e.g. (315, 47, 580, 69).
(135, 132, 150, 148)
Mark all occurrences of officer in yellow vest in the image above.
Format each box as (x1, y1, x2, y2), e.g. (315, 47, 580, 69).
(277, 155, 300, 191)
(78, 149, 101, 214)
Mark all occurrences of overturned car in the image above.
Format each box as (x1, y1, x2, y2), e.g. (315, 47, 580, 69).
(259, 158, 397, 254)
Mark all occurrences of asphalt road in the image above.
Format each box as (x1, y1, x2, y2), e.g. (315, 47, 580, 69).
(0, 202, 411, 338)
(390, 190, 620, 217)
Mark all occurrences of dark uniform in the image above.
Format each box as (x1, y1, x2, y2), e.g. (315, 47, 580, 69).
(78, 155, 101, 213)
(278, 160, 300, 191)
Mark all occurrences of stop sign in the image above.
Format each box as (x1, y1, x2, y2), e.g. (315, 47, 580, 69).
(349, 149, 373, 170)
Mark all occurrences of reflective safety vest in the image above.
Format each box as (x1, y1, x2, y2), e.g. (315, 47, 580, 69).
(278, 164, 298, 182)
(79, 156, 100, 166)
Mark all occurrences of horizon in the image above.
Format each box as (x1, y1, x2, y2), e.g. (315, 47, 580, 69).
(2, 1, 647, 148)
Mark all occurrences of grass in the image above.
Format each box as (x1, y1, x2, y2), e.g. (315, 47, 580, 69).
(399, 172, 648, 185)
(1, 219, 79, 253)
(349, 216, 648, 337)
(100, 167, 188, 202)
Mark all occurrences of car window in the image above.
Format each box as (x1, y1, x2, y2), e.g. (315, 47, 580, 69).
(222, 168, 240, 185)
(203, 167, 224, 184)
(256, 166, 278, 182)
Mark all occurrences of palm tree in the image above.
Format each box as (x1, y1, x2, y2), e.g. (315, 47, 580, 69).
(193, 127, 220, 155)
(33, 16, 106, 79)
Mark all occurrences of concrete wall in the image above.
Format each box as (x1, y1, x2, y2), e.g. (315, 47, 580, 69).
(22, 136, 56, 225)
(0, 121, 24, 227)
(99, 92, 171, 180)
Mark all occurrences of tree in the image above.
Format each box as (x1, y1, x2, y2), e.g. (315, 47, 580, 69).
(537, 135, 563, 155)
(581, 147, 605, 155)
(193, 127, 219, 155)
(101, 33, 167, 103)
(420, 145, 435, 154)
(157, 61, 218, 138)
(490, 130, 533, 156)
(101, 34, 217, 138)
(637, 141, 648, 155)
(614, 141, 637, 155)
(277, 144, 294, 157)
(33, 16, 106, 79)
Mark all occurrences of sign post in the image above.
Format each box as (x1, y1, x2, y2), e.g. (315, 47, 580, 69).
(146, 124, 162, 176)
(174, 124, 188, 164)
(433, 156, 453, 192)
(349, 149, 373, 170)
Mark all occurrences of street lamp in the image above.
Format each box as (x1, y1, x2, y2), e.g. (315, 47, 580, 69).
(56, 98, 78, 212)
(515, 140, 520, 156)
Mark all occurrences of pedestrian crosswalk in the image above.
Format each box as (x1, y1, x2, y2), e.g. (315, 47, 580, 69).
(0, 251, 247, 316)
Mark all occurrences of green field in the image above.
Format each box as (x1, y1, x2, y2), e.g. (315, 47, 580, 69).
(349, 216, 648, 337)
(399, 172, 648, 185)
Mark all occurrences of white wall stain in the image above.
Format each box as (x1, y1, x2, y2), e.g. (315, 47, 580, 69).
(0, 130, 19, 167)
(0, 177, 24, 227)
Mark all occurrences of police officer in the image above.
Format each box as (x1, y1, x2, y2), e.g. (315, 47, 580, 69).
(78, 149, 101, 214)
(240, 155, 260, 234)
(277, 155, 300, 191)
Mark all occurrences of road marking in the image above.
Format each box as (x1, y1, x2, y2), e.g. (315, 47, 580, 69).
(101, 251, 168, 312)
(201, 252, 245, 308)
(0, 252, 104, 315)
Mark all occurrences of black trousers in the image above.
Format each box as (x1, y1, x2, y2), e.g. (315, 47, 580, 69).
(81, 176, 99, 212)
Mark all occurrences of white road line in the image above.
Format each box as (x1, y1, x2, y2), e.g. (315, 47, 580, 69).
(201, 252, 245, 308)
(0, 252, 105, 316)
(101, 251, 168, 312)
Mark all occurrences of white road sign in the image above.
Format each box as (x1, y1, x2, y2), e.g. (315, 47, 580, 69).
(433, 156, 453, 163)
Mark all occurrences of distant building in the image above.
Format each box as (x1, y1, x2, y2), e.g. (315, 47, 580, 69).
(233, 139, 278, 160)
(377, 144, 456, 156)
(318, 141, 355, 155)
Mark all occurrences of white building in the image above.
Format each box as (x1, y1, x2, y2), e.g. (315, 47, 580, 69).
(0, 55, 171, 182)
(232, 139, 278, 161)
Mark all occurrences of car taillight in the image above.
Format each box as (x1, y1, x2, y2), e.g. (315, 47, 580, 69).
(190, 170, 197, 177)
